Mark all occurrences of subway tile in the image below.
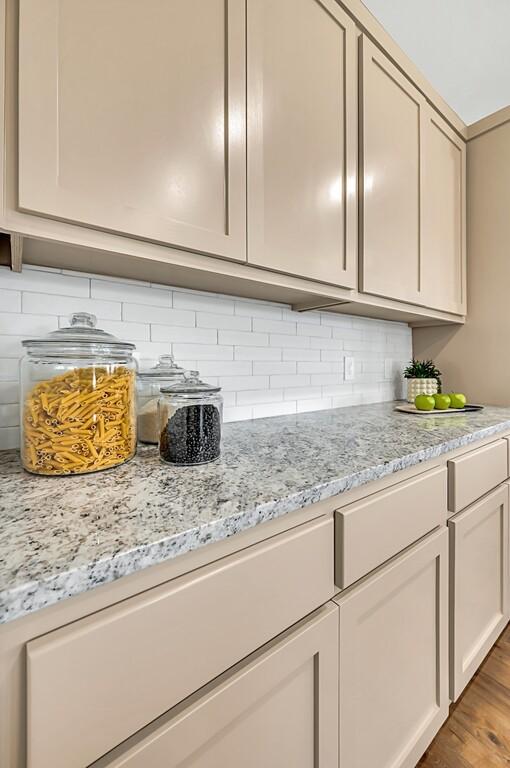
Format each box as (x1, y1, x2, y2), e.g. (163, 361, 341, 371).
(0, 267, 90, 297)
(252, 318, 296, 335)
(252, 401, 297, 419)
(91, 279, 170, 307)
(151, 325, 217, 344)
(22, 293, 121, 320)
(196, 312, 251, 331)
(270, 374, 310, 388)
(89, 319, 150, 342)
(0, 288, 21, 313)
(270, 333, 310, 348)
(123, 303, 195, 327)
(173, 292, 235, 315)
(282, 348, 320, 362)
(0, 313, 56, 336)
(281, 308, 321, 325)
(320, 312, 353, 329)
(297, 397, 333, 413)
(173, 344, 234, 361)
(320, 349, 345, 362)
(218, 330, 269, 347)
(0, 336, 25, 358)
(134, 341, 178, 363)
(283, 386, 322, 401)
(310, 373, 343, 386)
(195, 360, 252, 377)
(322, 383, 353, 397)
(234, 300, 283, 320)
(0, 403, 19, 427)
(234, 346, 281, 361)
(0, 381, 19, 403)
(236, 389, 284, 406)
(223, 405, 253, 423)
(252, 361, 296, 375)
(218, 375, 269, 391)
(297, 361, 340, 375)
(310, 336, 344, 350)
(297, 323, 332, 338)
(0, 359, 19, 380)
(0, 426, 19, 449)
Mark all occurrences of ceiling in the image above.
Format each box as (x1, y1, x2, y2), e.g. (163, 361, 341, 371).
(362, 0, 510, 125)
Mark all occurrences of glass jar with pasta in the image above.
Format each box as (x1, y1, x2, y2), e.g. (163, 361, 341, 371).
(20, 312, 137, 475)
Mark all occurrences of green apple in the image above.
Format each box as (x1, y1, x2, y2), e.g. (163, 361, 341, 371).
(415, 394, 435, 411)
(449, 393, 467, 409)
(433, 394, 451, 410)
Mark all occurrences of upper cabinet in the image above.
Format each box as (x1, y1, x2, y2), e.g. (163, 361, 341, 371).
(360, 37, 466, 314)
(18, 0, 247, 261)
(246, 0, 357, 288)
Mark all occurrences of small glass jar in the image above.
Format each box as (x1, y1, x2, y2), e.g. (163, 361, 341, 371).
(20, 312, 137, 476)
(137, 355, 187, 444)
(158, 372, 223, 466)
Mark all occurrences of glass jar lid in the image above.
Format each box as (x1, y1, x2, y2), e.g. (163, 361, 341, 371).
(138, 354, 186, 380)
(160, 371, 221, 394)
(22, 312, 135, 355)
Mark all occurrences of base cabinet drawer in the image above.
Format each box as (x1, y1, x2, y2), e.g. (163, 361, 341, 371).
(448, 439, 508, 514)
(334, 528, 449, 768)
(449, 484, 509, 700)
(92, 605, 339, 768)
(26, 517, 334, 768)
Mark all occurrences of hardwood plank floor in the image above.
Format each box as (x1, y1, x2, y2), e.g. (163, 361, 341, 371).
(418, 623, 510, 767)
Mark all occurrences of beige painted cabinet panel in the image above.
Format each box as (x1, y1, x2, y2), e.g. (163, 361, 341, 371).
(18, 0, 246, 260)
(360, 36, 423, 305)
(335, 528, 449, 768)
(247, 0, 357, 287)
(93, 605, 339, 768)
(449, 485, 509, 700)
(421, 107, 466, 315)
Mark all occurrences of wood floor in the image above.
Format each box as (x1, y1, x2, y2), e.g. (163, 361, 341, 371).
(418, 623, 510, 767)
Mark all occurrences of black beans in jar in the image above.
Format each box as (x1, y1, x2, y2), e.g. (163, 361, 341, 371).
(159, 403, 221, 465)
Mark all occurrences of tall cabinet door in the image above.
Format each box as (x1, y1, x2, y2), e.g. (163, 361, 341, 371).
(335, 528, 449, 768)
(360, 36, 424, 305)
(247, 0, 357, 288)
(18, 0, 246, 260)
(94, 605, 339, 768)
(421, 106, 467, 315)
(449, 485, 509, 701)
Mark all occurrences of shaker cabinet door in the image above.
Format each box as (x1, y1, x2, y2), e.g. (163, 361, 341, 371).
(18, 0, 246, 260)
(421, 106, 466, 315)
(335, 528, 449, 768)
(449, 484, 509, 700)
(93, 605, 339, 768)
(360, 36, 423, 306)
(247, 0, 357, 288)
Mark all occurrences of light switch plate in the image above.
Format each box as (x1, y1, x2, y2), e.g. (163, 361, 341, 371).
(344, 356, 355, 381)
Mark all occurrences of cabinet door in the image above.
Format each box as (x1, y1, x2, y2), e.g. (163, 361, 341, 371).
(421, 106, 466, 315)
(449, 485, 509, 701)
(335, 528, 449, 768)
(247, 0, 357, 287)
(18, 0, 246, 260)
(93, 605, 339, 768)
(360, 36, 424, 306)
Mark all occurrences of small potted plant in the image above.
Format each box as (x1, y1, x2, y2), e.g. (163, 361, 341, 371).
(403, 359, 442, 403)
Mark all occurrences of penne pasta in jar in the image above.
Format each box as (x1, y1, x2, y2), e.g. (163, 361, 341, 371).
(20, 313, 137, 476)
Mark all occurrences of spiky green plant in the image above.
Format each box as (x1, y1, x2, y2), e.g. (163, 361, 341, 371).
(403, 359, 442, 392)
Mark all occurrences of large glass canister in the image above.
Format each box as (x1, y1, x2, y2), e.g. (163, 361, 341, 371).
(158, 373, 223, 466)
(20, 312, 137, 475)
(136, 354, 186, 444)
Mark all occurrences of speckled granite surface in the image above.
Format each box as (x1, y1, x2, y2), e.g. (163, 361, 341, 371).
(2, 401, 510, 624)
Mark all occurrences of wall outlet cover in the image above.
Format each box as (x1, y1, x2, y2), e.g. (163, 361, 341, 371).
(344, 356, 355, 381)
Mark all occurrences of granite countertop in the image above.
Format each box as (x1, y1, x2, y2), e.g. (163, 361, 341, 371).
(2, 401, 510, 625)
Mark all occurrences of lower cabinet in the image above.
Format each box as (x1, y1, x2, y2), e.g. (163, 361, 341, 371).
(334, 527, 449, 768)
(449, 484, 509, 700)
(93, 604, 339, 768)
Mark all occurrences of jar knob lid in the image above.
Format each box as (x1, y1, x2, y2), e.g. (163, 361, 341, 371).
(157, 354, 176, 366)
(69, 312, 97, 329)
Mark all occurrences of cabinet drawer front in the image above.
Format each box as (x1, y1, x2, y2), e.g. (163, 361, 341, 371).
(93, 605, 339, 768)
(27, 518, 334, 768)
(335, 467, 447, 589)
(448, 439, 509, 514)
(449, 485, 509, 700)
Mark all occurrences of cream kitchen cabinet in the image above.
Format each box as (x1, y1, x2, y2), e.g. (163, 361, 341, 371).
(335, 528, 449, 768)
(246, 0, 357, 287)
(360, 36, 466, 315)
(92, 605, 339, 768)
(449, 484, 509, 701)
(18, 0, 247, 261)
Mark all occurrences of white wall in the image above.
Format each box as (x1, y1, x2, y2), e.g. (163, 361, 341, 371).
(0, 265, 412, 449)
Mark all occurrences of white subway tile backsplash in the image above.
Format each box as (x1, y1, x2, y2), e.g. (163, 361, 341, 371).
(0, 266, 412, 443)
(0, 288, 22, 313)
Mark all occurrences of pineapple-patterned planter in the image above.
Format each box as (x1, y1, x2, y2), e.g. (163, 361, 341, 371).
(406, 378, 438, 403)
